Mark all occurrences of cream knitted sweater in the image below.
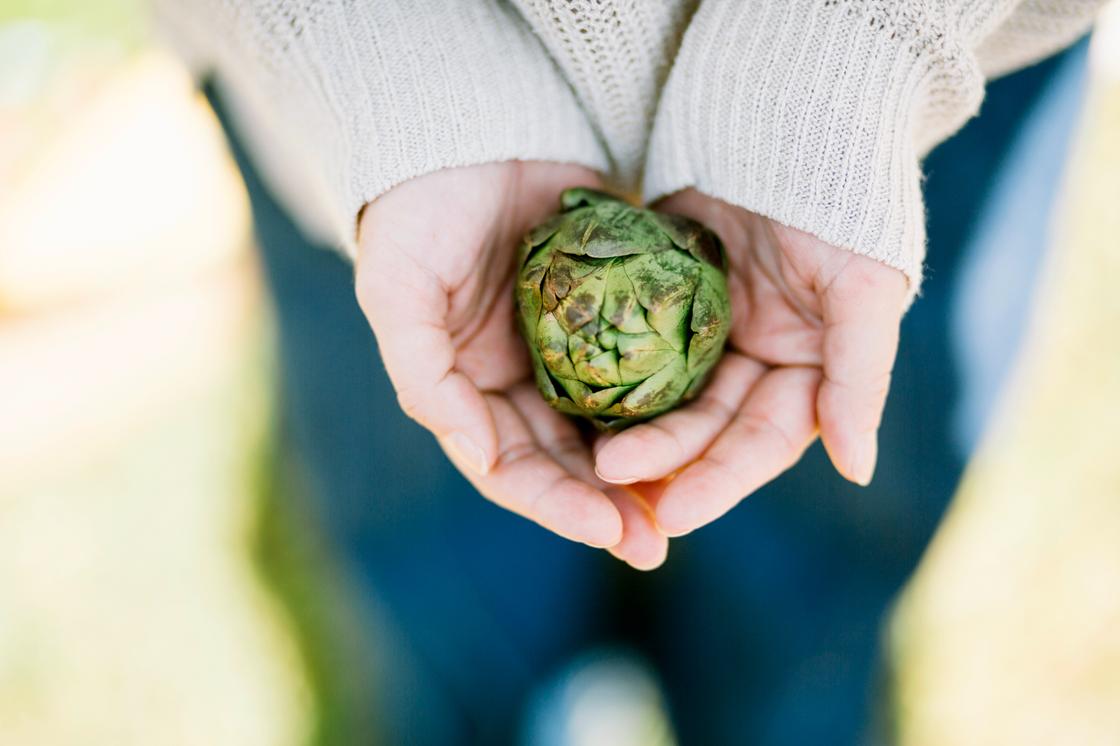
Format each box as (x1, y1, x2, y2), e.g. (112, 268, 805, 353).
(155, 0, 1105, 299)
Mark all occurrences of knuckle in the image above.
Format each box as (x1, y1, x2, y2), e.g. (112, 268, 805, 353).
(737, 411, 799, 455)
(702, 452, 747, 492)
(496, 442, 538, 471)
(869, 371, 893, 401)
(825, 369, 893, 398)
(395, 387, 427, 422)
(693, 394, 736, 423)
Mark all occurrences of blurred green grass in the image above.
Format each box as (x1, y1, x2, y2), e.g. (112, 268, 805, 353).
(250, 423, 384, 746)
(0, 0, 144, 41)
(1, 2, 371, 743)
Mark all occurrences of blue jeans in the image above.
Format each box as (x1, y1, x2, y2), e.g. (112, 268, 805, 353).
(207, 37, 1088, 746)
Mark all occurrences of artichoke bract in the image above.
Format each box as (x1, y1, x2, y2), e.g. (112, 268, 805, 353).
(515, 188, 732, 430)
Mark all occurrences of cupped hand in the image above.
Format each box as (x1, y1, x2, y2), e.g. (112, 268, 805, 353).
(356, 162, 668, 570)
(595, 188, 909, 536)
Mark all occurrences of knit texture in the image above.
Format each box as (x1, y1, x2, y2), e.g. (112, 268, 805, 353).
(511, 0, 697, 191)
(152, 0, 610, 255)
(977, 0, 1108, 77)
(155, 0, 1104, 295)
(643, 0, 1101, 302)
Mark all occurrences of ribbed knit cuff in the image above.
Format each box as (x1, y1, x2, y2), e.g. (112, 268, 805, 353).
(644, 0, 989, 305)
(976, 0, 1102, 78)
(156, 0, 609, 257)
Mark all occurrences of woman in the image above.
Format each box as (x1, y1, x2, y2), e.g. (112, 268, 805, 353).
(158, 2, 1103, 742)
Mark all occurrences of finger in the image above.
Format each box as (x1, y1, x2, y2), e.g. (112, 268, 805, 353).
(594, 354, 766, 484)
(508, 384, 666, 567)
(655, 367, 820, 536)
(443, 392, 623, 548)
(507, 382, 598, 480)
(356, 251, 497, 475)
(624, 478, 671, 511)
(817, 257, 907, 485)
(606, 487, 670, 571)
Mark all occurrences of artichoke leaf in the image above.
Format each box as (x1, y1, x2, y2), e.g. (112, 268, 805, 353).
(528, 351, 561, 403)
(602, 261, 651, 334)
(597, 326, 619, 350)
(619, 351, 677, 386)
(625, 253, 697, 320)
(617, 332, 677, 385)
(522, 216, 565, 264)
(537, 313, 577, 379)
(567, 334, 599, 364)
(580, 202, 669, 258)
(516, 257, 550, 331)
(555, 260, 609, 334)
(555, 377, 632, 414)
(619, 358, 689, 418)
(616, 331, 675, 355)
(577, 349, 622, 387)
(580, 384, 634, 413)
(686, 268, 732, 377)
(650, 211, 727, 270)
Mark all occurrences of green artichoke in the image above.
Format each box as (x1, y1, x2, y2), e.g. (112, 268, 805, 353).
(515, 188, 732, 430)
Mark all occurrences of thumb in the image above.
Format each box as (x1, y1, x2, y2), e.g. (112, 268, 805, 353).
(817, 254, 908, 485)
(355, 243, 498, 475)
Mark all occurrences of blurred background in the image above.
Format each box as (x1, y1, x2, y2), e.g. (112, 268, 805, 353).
(1, 1, 1118, 744)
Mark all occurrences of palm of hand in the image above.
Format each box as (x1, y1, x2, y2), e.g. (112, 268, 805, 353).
(361, 163, 553, 395)
(594, 189, 908, 537)
(356, 163, 669, 569)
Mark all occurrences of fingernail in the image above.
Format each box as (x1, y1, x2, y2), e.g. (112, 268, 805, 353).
(852, 438, 878, 486)
(539, 497, 623, 548)
(658, 524, 693, 539)
(594, 466, 639, 485)
(654, 504, 694, 538)
(448, 432, 489, 475)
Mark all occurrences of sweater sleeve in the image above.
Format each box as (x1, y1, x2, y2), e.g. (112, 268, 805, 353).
(976, 0, 1103, 78)
(152, 0, 609, 257)
(643, 0, 1105, 303)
